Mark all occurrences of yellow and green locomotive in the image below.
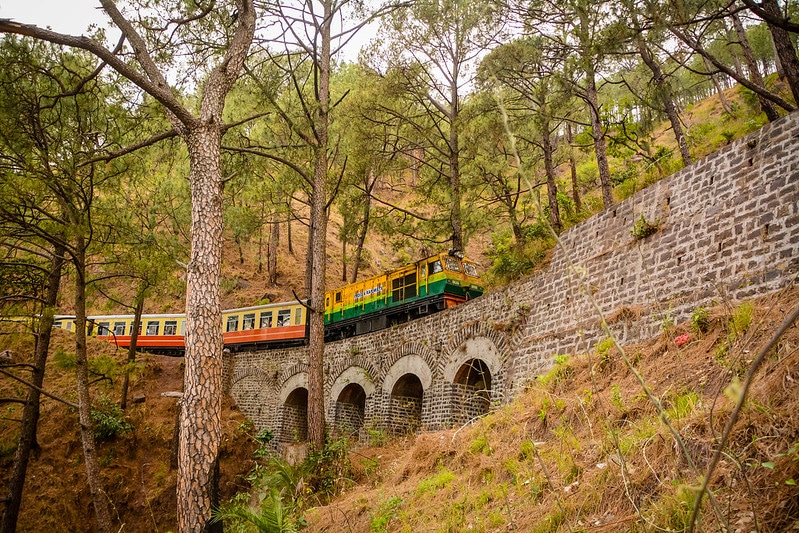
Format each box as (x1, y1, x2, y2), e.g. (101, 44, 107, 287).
(324, 250, 483, 340)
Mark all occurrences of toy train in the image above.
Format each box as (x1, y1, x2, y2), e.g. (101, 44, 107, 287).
(53, 251, 484, 354)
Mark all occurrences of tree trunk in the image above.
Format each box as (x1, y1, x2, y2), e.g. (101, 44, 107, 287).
(120, 293, 145, 410)
(1, 245, 64, 533)
(449, 78, 463, 251)
(761, 0, 799, 105)
(177, 126, 224, 532)
(732, 9, 780, 122)
(342, 237, 347, 282)
(268, 214, 279, 285)
(351, 170, 373, 283)
(585, 71, 613, 208)
(73, 235, 114, 533)
(307, 0, 333, 451)
(305, 212, 314, 299)
(542, 127, 562, 233)
(566, 123, 581, 212)
(702, 55, 734, 115)
(637, 39, 692, 166)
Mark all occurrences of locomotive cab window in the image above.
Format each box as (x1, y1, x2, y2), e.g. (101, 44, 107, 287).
(146, 321, 160, 336)
(444, 256, 460, 271)
(392, 272, 417, 302)
(226, 316, 239, 332)
(243, 313, 255, 330)
(335, 292, 342, 303)
(277, 309, 291, 327)
(259, 311, 273, 329)
(164, 320, 177, 335)
(463, 262, 478, 277)
(429, 260, 443, 274)
(420, 264, 427, 278)
(113, 322, 126, 336)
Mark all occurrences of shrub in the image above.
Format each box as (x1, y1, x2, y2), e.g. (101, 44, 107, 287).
(631, 214, 659, 240)
(91, 397, 133, 441)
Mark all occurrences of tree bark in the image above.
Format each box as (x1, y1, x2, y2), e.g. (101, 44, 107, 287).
(702, 55, 734, 115)
(307, 0, 333, 451)
(178, 126, 225, 532)
(637, 40, 692, 166)
(1, 245, 64, 533)
(760, 0, 799, 104)
(566, 123, 581, 212)
(542, 126, 562, 233)
(585, 72, 613, 208)
(351, 170, 374, 283)
(267, 214, 279, 285)
(732, 9, 780, 121)
(120, 292, 145, 410)
(73, 235, 114, 533)
(449, 72, 464, 251)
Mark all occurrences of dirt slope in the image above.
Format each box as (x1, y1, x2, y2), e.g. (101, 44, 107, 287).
(0, 330, 258, 532)
(305, 287, 799, 532)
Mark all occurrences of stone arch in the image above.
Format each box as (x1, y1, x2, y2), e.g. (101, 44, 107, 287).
(278, 373, 308, 443)
(381, 341, 438, 384)
(330, 366, 375, 437)
(443, 335, 503, 424)
(325, 350, 379, 392)
(230, 366, 277, 431)
(383, 355, 432, 435)
(382, 355, 433, 395)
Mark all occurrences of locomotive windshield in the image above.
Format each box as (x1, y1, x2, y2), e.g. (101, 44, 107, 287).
(444, 256, 460, 271)
(463, 262, 479, 277)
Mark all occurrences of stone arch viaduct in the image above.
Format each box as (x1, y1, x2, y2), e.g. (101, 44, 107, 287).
(224, 112, 799, 445)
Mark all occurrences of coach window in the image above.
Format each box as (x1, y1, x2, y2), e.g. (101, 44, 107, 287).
(146, 321, 160, 336)
(164, 320, 177, 335)
(179, 320, 186, 335)
(260, 311, 273, 328)
(421, 264, 427, 278)
(277, 309, 291, 327)
(113, 322, 126, 336)
(226, 316, 239, 332)
(98, 322, 110, 335)
(243, 313, 255, 330)
(131, 321, 142, 335)
(294, 307, 302, 325)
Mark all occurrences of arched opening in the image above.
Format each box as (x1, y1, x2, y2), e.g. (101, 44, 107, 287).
(452, 359, 492, 422)
(334, 383, 366, 436)
(280, 387, 308, 443)
(389, 373, 423, 435)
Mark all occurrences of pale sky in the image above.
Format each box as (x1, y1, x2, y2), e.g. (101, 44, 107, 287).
(0, 1, 375, 61)
(0, 1, 113, 37)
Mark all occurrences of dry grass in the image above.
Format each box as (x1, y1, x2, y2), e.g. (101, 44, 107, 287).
(306, 287, 799, 532)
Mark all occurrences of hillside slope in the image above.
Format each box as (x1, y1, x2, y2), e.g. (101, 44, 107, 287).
(304, 287, 799, 532)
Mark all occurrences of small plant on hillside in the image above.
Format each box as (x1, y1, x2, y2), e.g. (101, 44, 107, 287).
(595, 337, 615, 369)
(370, 496, 403, 533)
(730, 302, 753, 335)
(537, 354, 572, 388)
(631, 213, 660, 240)
(691, 306, 710, 334)
(91, 396, 133, 441)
